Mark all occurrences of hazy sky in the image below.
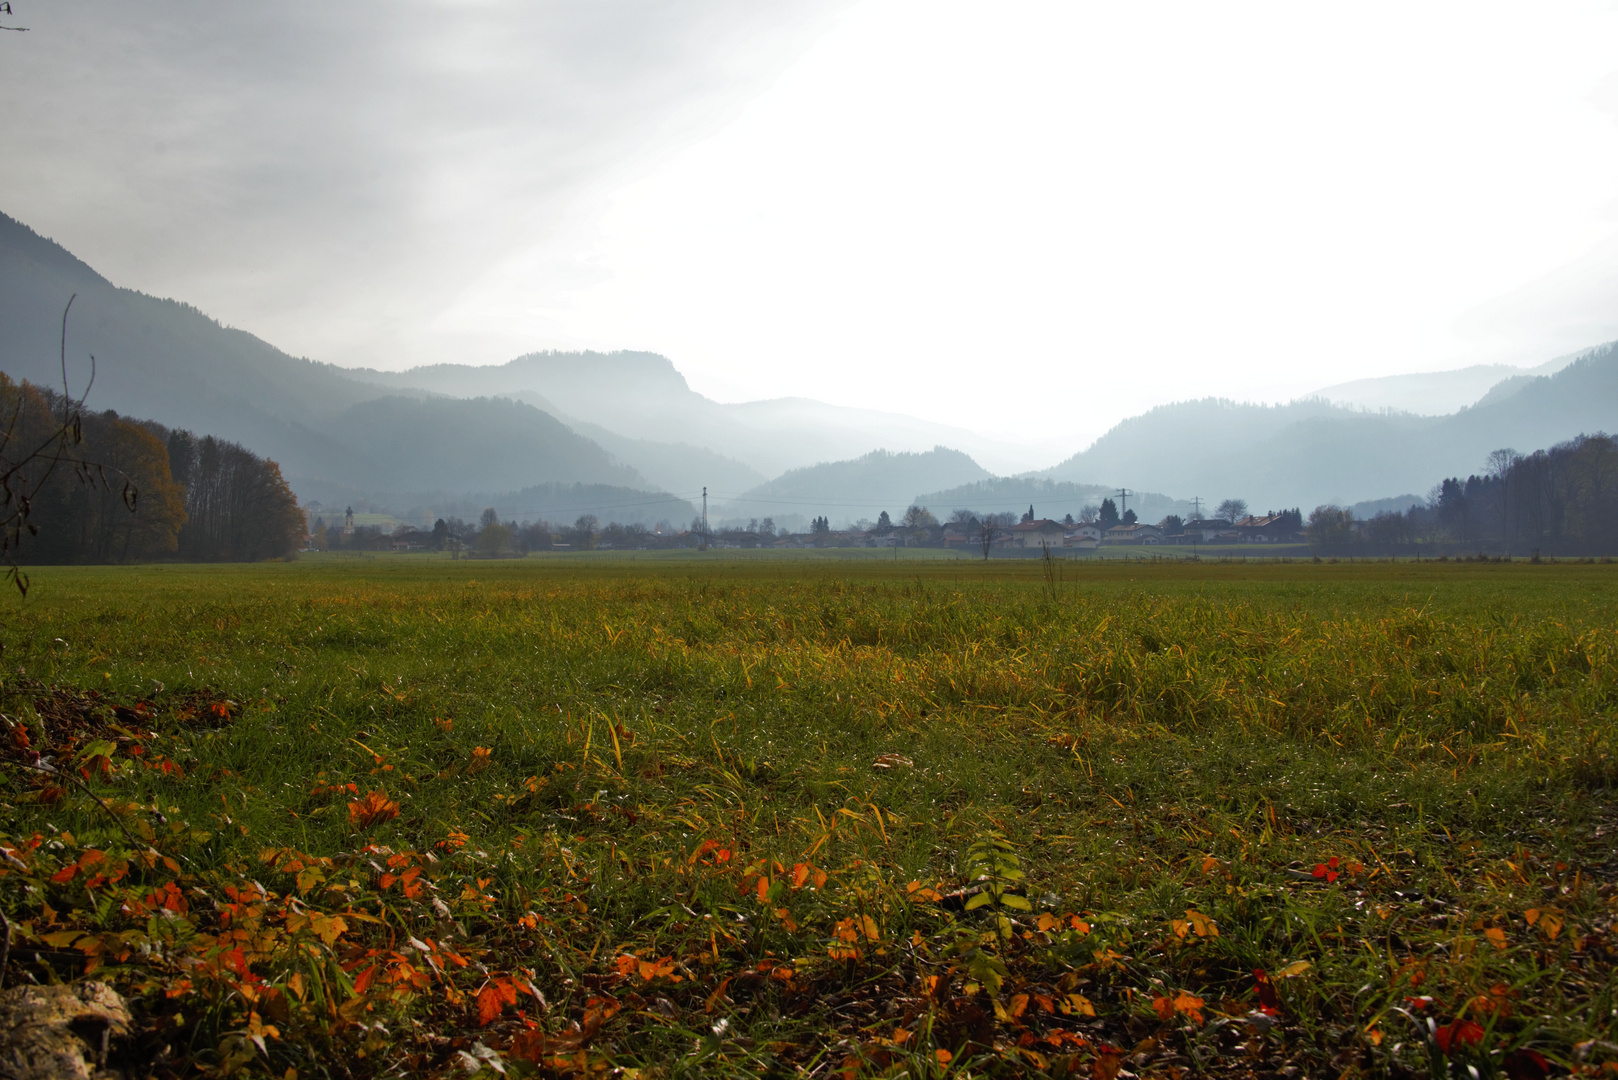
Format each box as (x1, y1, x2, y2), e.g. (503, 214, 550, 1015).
(6, 2, 1618, 443)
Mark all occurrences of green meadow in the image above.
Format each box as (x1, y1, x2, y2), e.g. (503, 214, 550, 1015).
(0, 554, 1614, 1078)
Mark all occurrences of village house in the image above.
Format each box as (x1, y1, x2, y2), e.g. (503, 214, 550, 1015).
(1181, 518, 1233, 543)
(941, 521, 978, 549)
(1006, 518, 1067, 549)
(389, 525, 433, 551)
(1232, 513, 1298, 542)
(1105, 522, 1164, 544)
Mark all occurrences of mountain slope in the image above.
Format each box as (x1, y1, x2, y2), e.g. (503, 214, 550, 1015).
(1311, 353, 1573, 415)
(719, 447, 992, 526)
(0, 212, 652, 503)
(351, 354, 1061, 478)
(1043, 345, 1618, 508)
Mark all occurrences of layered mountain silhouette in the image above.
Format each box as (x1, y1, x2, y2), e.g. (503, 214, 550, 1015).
(1040, 345, 1618, 508)
(0, 213, 651, 511)
(716, 447, 992, 524)
(5, 208, 1616, 523)
(1309, 354, 1575, 415)
(0, 212, 1017, 516)
(351, 355, 1049, 480)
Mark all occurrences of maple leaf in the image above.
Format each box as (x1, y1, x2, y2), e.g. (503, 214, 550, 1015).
(476, 984, 506, 1026)
(347, 790, 399, 828)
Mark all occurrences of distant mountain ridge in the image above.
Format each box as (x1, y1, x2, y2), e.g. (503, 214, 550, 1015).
(7, 208, 1617, 524)
(1310, 354, 1575, 415)
(0, 212, 659, 510)
(1042, 345, 1618, 508)
(717, 447, 991, 526)
(350, 353, 1056, 479)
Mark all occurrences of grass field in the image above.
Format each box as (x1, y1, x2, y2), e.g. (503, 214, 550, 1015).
(1, 553, 1614, 1078)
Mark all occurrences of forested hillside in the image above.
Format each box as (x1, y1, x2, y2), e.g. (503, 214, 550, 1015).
(720, 447, 991, 525)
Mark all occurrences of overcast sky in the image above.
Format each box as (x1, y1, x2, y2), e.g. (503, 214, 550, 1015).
(6, 1, 1618, 444)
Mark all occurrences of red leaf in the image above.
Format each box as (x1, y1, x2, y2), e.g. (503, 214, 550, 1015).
(1253, 968, 1282, 1014)
(1434, 1020, 1485, 1055)
(1503, 1049, 1550, 1080)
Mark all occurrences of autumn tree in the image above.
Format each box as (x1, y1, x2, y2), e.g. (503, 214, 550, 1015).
(1307, 505, 1355, 550)
(168, 432, 304, 561)
(902, 505, 938, 529)
(4, 381, 186, 565)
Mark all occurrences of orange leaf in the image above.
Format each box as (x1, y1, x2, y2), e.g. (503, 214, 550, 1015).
(476, 984, 505, 1026)
(1485, 926, 1508, 950)
(792, 863, 810, 889)
(347, 790, 400, 828)
(1174, 993, 1206, 1025)
(1155, 992, 1204, 1024)
(905, 880, 943, 902)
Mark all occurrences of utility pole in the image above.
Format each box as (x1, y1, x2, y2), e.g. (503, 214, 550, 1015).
(1116, 488, 1133, 518)
(701, 486, 709, 551)
(1190, 496, 1203, 520)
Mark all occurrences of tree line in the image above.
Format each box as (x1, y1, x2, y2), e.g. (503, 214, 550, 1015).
(1311, 434, 1618, 556)
(2, 375, 304, 564)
